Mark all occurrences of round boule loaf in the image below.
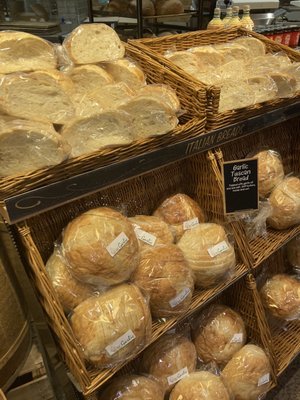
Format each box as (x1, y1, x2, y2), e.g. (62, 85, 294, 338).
(177, 223, 236, 288)
(137, 84, 181, 112)
(131, 244, 194, 317)
(70, 284, 152, 367)
(192, 304, 247, 367)
(155, 0, 184, 15)
(101, 58, 146, 90)
(267, 176, 300, 229)
(62, 207, 139, 287)
(68, 64, 113, 94)
(260, 273, 300, 320)
(255, 149, 285, 198)
(233, 37, 266, 57)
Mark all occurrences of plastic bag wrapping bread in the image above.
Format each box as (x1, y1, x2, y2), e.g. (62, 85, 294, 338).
(129, 215, 175, 249)
(192, 304, 247, 368)
(100, 57, 146, 90)
(0, 118, 70, 177)
(98, 373, 164, 400)
(287, 234, 300, 272)
(260, 273, 300, 321)
(267, 176, 300, 230)
(139, 331, 197, 393)
(222, 344, 272, 400)
(131, 244, 194, 318)
(67, 64, 114, 95)
(0, 30, 57, 74)
(281, 62, 300, 91)
(61, 207, 140, 287)
(232, 37, 266, 57)
(119, 96, 178, 139)
(169, 370, 231, 400)
(70, 283, 152, 368)
(153, 193, 205, 242)
(177, 223, 236, 288)
(0, 70, 75, 124)
(213, 42, 250, 63)
(62, 23, 125, 65)
(252, 149, 285, 198)
(136, 84, 181, 113)
(45, 246, 96, 313)
(61, 110, 134, 157)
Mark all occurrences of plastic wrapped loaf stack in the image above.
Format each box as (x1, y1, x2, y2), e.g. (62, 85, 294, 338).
(192, 304, 247, 367)
(260, 273, 300, 321)
(70, 283, 152, 367)
(0, 24, 181, 177)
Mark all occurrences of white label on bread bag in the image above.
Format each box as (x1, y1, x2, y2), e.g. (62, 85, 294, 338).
(169, 288, 191, 308)
(106, 232, 129, 257)
(258, 373, 270, 387)
(105, 330, 136, 356)
(207, 240, 229, 258)
(230, 333, 243, 343)
(135, 228, 157, 246)
(167, 367, 189, 386)
(132, 223, 141, 230)
(183, 218, 199, 231)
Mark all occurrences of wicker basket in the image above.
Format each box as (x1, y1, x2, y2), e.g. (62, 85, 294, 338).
(198, 117, 300, 268)
(0, 44, 207, 203)
(129, 27, 300, 131)
(253, 248, 300, 376)
(13, 153, 248, 395)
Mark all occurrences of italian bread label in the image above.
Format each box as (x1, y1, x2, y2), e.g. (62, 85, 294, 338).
(106, 232, 129, 257)
(207, 240, 229, 258)
(183, 217, 199, 231)
(135, 228, 157, 246)
(230, 333, 243, 343)
(169, 288, 191, 308)
(167, 367, 189, 386)
(258, 373, 270, 387)
(105, 330, 136, 356)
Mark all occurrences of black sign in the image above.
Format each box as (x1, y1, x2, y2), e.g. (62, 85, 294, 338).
(222, 158, 259, 215)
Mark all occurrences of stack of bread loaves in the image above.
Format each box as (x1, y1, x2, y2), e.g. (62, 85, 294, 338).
(163, 36, 299, 112)
(0, 24, 180, 177)
(103, 0, 185, 17)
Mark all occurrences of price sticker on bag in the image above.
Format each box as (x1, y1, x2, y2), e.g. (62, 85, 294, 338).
(105, 330, 136, 356)
(207, 240, 229, 257)
(106, 232, 129, 257)
(167, 367, 189, 386)
(183, 218, 199, 231)
(169, 288, 191, 308)
(258, 373, 270, 387)
(135, 228, 157, 246)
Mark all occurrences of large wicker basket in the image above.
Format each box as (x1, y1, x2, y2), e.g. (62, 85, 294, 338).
(12, 152, 248, 395)
(0, 44, 207, 204)
(198, 117, 300, 268)
(129, 27, 300, 131)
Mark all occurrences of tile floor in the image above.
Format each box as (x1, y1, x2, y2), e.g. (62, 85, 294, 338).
(266, 356, 300, 399)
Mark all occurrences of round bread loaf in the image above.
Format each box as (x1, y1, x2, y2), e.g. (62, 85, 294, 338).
(222, 344, 272, 400)
(260, 273, 300, 320)
(213, 43, 250, 63)
(169, 371, 231, 400)
(70, 284, 152, 367)
(155, 0, 184, 15)
(69, 64, 113, 94)
(99, 374, 164, 400)
(177, 223, 236, 288)
(192, 304, 247, 367)
(267, 176, 300, 230)
(128, 0, 156, 16)
(101, 58, 146, 89)
(46, 247, 95, 313)
(129, 215, 174, 249)
(153, 193, 205, 242)
(62, 207, 139, 287)
(137, 84, 181, 112)
(63, 23, 125, 64)
(254, 149, 285, 198)
(140, 333, 197, 392)
(190, 45, 225, 68)
(131, 244, 194, 317)
(233, 37, 266, 57)
(287, 235, 300, 270)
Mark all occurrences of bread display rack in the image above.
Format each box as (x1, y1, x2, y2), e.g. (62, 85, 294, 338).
(1, 29, 300, 400)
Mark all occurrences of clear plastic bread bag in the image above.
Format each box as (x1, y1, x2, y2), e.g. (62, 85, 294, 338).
(45, 245, 96, 313)
(69, 283, 152, 368)
(139, 329, 197, 394)
(0, 117, 71, 177)
(61, 206, 140, 287)
(191, 303, 247, 368)
(98, 374, 164, 400)
(177, 222, 236, 289)
(222, 343, 272, 400)
(131, 243, 194, 318)
(287, 234, 300, 273)
(153, 193, 206, 242)
(267, 175, 300, 230)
